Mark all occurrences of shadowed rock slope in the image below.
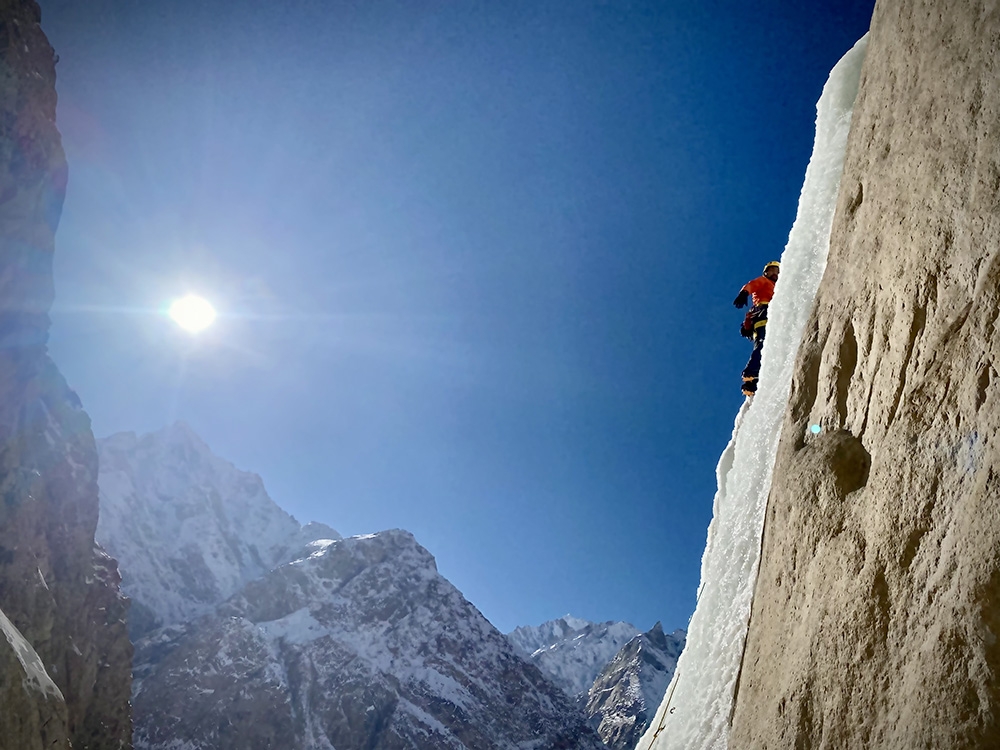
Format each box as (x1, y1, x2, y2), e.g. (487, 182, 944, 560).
(0, 1, 132, 748)
(730, 1, 1000, 747)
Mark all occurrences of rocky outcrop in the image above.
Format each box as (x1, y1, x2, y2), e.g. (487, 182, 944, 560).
(132, 531, 605, 750)
(586, 623, 684, 750)
(730, 1, 1000, 747)
(0, 1, 132, 748)
(97, 423, 341, 638)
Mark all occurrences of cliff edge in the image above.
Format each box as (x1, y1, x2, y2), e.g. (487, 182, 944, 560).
(731, 1, 1000, 747)
(0, 1, 132, 748)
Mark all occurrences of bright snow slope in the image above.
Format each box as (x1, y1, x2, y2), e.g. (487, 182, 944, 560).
(638, 35, 869, 750)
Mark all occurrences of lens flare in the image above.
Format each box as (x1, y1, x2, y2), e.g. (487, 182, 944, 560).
(169, 295, 216, 333)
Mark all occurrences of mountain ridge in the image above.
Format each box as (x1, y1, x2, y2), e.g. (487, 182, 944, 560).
(97, 421, 341, 637)
(97, 424, 608, 749)
(131, 528, 606, 750)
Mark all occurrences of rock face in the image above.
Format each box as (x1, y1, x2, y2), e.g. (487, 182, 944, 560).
(586, 623, 684, 750)
(730, 1, 1000, 747)
(97, 423, 341, 638)
(132, 531, 605, 750)
(0, 1, 132, 748)
(508, 615, 641, 696)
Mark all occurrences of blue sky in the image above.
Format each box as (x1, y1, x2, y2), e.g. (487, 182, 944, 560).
(42, 0, 874, 634)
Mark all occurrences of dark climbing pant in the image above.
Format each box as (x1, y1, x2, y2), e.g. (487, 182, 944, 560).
(742, 308, 767, 394)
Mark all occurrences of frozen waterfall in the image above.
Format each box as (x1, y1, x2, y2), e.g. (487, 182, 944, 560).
(638, 34, 869, 750)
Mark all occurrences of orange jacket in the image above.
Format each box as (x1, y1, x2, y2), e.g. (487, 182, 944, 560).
(742, 276, 775, 307)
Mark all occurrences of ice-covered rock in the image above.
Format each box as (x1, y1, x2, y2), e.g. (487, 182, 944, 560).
(639, 31, 869, 750)
(730, 2, 1000, 747)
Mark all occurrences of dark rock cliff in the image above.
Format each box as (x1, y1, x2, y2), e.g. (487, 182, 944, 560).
(0, 1, 132, 748)
(730, 0, 1000, 747)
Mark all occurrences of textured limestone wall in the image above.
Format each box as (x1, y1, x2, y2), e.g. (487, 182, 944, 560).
(729, 1, 1000, 748)
(0, 1, 132, 748)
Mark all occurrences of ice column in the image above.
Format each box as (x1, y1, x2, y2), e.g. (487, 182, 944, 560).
(638, 34, 869, 750)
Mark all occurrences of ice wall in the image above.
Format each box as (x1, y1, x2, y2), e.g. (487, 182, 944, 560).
(638, 35, 869, 750)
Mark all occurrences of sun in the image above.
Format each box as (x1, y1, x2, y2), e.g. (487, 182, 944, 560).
(168, 294, 217, 333)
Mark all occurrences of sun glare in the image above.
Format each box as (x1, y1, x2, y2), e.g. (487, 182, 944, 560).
(169, 294, 217, 333)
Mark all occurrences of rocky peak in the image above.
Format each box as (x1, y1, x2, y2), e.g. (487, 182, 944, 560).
(97, 422, 342, 637)
(508, 615, 641, 696)
(0, 1, 132, 747)
(644, 621, 668, 649)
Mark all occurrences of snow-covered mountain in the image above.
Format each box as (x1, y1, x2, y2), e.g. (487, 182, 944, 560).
(97, 424, 605, 748)
(507, 614, 597, 657)
(96, 422, 340, 636)
(586, 623, 685, 750)
(507, 615, 641, 696)
(132, 530, 605, 750)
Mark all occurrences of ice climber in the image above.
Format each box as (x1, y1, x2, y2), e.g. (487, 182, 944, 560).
(733, 261, 780, 396)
